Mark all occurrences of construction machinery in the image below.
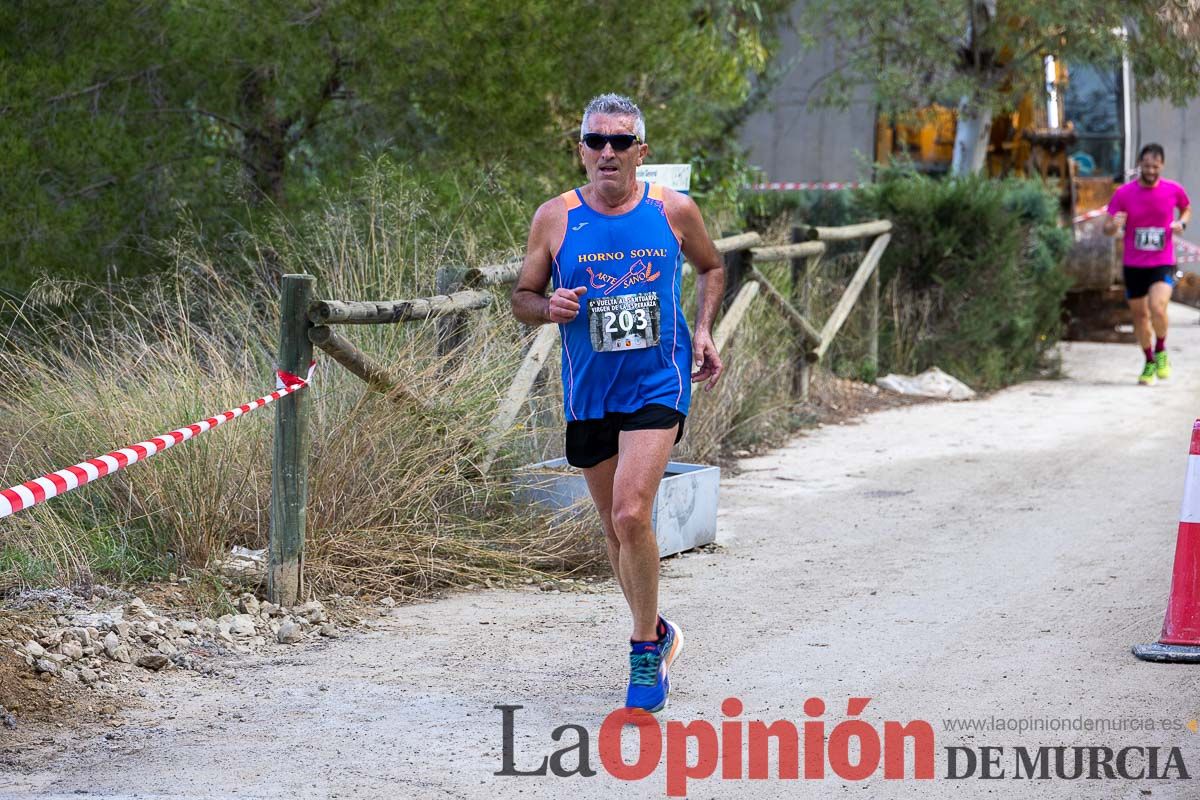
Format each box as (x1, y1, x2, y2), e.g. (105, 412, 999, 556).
(874, 56, 1135, 340)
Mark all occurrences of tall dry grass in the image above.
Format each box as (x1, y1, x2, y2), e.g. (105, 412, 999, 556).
(0, 178, 602, 599)
(0, 175, 864, 600)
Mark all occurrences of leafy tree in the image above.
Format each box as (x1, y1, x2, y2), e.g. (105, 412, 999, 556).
(0, 0, 788, 292)
(798, 0, 1200, 172)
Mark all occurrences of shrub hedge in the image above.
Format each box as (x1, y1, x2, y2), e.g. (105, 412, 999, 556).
(743, 171, 1072, 391)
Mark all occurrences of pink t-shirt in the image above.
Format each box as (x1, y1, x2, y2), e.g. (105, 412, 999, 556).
(1107, 179, 1191, 267)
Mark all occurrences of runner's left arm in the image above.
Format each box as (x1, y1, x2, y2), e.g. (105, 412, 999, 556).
(665, 190, 725, 390)
(1175, 193, 1192, 234)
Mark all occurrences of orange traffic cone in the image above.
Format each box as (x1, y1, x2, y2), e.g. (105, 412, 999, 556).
(1133, 420, 1200, 662)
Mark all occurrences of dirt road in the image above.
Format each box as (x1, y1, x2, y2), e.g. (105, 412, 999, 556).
(7, 307, 1200, 799)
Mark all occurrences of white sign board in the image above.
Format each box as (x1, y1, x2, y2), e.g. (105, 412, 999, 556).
(636, 163, 692, 194)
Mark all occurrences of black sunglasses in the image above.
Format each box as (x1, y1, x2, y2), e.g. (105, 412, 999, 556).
(581, 133, 641, 152)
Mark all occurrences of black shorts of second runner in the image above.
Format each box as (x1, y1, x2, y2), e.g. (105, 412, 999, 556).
(565, 404, 686, 468)
(1124, 265, 1176, 300)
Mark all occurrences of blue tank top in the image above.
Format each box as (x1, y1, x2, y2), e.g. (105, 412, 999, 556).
(551, 182, 691, 422)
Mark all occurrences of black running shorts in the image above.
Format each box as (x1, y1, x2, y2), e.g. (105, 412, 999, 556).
(1124, 265, 1176, 300)
(565, 403, 685, 469)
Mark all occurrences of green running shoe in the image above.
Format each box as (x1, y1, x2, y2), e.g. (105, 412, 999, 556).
(1156, 350, 1171, 380)
(1139, 360, 1157, 385)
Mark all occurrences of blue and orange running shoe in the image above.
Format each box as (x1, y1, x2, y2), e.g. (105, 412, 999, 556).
(625, 618, 683, 713)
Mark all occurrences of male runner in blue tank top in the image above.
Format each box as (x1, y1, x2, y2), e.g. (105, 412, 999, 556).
(512, 93, 725, 713)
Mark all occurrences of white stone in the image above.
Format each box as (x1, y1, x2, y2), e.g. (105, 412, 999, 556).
(177, 620, 199, 635)
(238, 594, 261, 616)
(126, 597, 152, 617)
(78, 667, 99, 685)
(60, 642, 84, 661)
(228, 615, 256, 637)
(276, 621, 304, 644)
(24, 640, 45, 658)
(103, 632, 120, 658)
(35, 658, 59, 675)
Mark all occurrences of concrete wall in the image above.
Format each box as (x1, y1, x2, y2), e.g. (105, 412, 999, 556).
(1136, 101, 1200, 195)
(743, 9, 1200, 192)
(740, 13, 876, 183)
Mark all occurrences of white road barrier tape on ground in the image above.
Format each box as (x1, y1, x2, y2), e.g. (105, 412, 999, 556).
(0, 361, 315, 520)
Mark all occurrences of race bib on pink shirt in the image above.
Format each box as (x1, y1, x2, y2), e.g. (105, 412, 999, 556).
(1134, 227, 1166, 251)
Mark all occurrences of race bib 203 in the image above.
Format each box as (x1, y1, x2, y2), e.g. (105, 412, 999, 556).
(587, 291, 661, 352)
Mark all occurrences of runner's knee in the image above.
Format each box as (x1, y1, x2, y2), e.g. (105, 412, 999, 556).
(611, 500, 653, 541)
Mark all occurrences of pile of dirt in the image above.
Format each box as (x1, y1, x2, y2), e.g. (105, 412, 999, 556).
(808, 371, 933, 423)
(0, 609, 81, 725)
(717, 369, 934, 467)
(0, 607, 123, 781)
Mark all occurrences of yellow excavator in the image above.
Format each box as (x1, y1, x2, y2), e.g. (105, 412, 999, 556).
(874, 57, 1136, 340)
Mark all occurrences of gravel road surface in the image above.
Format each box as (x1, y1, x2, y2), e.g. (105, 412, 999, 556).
(7, 307, 1200, 799)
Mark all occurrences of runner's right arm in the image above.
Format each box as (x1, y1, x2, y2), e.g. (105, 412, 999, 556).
(512, 199, 585, 325)
(1104, 191, 1126, 237)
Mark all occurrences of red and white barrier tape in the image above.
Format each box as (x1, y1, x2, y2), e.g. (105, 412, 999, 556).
(0, 361, 315, 520)
(1072, 208, 1108, 224)
(1177, 239, 1200, 265)
(749, 181, 864, 191)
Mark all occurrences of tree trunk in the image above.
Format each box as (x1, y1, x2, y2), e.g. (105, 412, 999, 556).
(952, 0, 996, 176)
(238, 67, 288, 205)
(951, 100, 991, 175)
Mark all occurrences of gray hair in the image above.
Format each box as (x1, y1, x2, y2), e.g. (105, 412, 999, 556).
(580, 93, 645, 141)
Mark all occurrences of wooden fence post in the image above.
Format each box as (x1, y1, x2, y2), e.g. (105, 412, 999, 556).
(436, 266, 470, 365)
(791, 225, 816, 401)
(723, 245, 752, 308)
(868, 264, 880, 377)
(269, 273, 315, 607)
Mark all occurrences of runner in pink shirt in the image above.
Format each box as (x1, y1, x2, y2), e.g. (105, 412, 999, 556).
(1105, 143, 1192, 385)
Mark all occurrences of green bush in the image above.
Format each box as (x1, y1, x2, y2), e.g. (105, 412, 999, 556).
(859, 171, 1071, 390)
(741, 186, 863, 231)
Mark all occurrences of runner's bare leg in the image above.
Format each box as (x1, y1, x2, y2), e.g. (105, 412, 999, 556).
(610, 426, 677, 642)
(581, 455, 625, 603)
(1128, 295, 1152, 351)
(1148, 281, 1172, 341)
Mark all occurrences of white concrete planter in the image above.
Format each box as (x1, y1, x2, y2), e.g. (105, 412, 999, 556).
(515, 458, 720, 558)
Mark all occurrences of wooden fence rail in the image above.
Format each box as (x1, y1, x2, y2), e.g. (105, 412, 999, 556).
(309, 291, 491, 325)
(267, 219, 893, 600)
